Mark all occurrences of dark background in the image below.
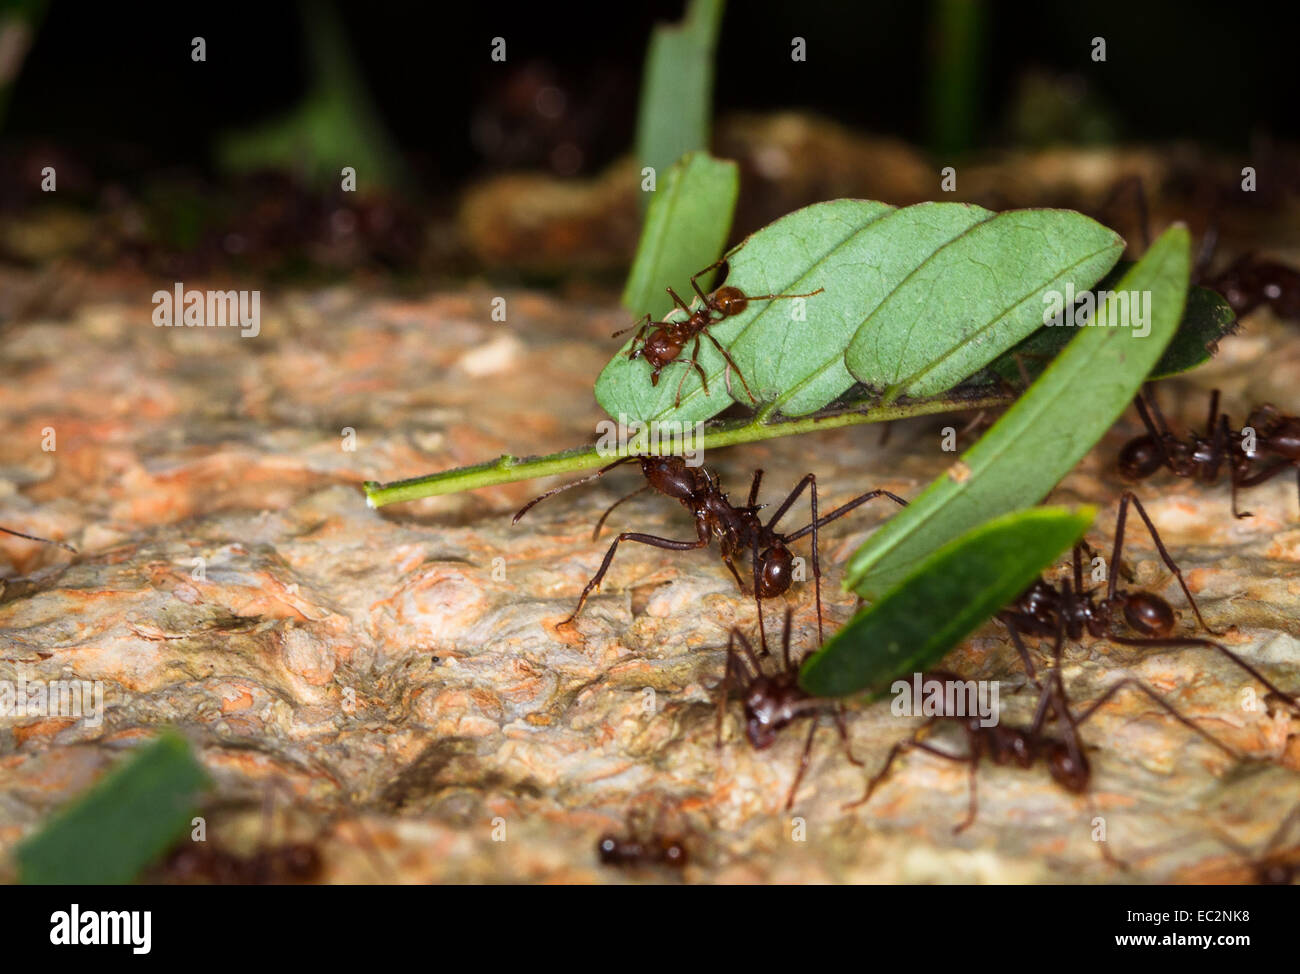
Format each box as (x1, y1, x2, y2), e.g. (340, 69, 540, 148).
(5, 0, 1291, 192)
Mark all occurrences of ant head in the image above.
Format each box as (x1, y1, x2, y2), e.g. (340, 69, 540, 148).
(1258, 860, 1295, 886)
(1045, 742, 1090, 793)
(1117, 435, 1166, 479)
(596, 835, 620, 862)
(713, 285, 748, 317)
(744, 681, 783, 749)
(643, 329, 684, 368)
(659, 839, 688, 867)
(1119, 591, 1176, 638)
(280, 843, 324, 881)
(756, 544, 794, 599)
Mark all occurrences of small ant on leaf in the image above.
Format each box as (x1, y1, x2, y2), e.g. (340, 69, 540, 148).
(614, 258, 824, 407)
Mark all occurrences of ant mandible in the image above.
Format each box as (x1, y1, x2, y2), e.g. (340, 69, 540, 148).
(713, 609, 864, 810)
(513, 454, 906, 652)
(614, 258, 824, 407)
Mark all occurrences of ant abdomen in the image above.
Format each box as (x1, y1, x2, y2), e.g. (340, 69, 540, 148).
(1118, 435, 1166, 479)
(756, 547, 793, 599)
(1121, 591, 1177, 638)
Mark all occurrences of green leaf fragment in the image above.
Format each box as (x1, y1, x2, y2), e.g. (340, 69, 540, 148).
(844, 223, 1192, 600)
(800, 506, 1095, 698)
(16, 733, 209, 885)
(795, 501, 1092, 697)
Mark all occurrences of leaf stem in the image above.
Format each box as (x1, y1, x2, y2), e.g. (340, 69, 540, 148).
(363, 392, 1013, 508)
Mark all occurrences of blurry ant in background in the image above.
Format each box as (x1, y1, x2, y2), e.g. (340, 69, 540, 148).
(595, 801, 690, 872)
(150, 789, 324, 885)
(514, 454, 905, 652)
(713, 609, 863, 810)
(1097, 172, 1300, 323)
(614, 257, 823, 407)
(1119, 386, 1300, 517)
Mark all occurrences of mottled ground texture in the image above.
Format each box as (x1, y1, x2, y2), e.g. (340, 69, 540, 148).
(3, 192, 1300, 885)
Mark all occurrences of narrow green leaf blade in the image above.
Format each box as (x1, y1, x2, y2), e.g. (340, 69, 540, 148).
(17, 733, 209, 885)
(845, 223, 1192, 599)
(633, 0, 725, 210)
(618, 151, 739, 323)
(845, 208, 1124, 397)
(800, 506, 1095, 697)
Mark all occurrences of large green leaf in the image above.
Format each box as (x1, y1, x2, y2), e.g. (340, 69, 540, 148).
(800, 506, 1095, 698)
(844, 209, 1123, 398)
(619, 151, 739, 322)
(845, 224, 1192, 600)
(597, 201, 1122, 426)
(16, 733, 208, 884)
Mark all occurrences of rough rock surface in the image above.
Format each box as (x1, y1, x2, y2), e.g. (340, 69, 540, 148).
(1, 261, 1298, 884)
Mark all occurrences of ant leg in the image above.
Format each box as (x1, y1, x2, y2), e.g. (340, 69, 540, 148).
(592, 484, 653, 541)
(750, 543, 770, 655)
(747, 469, 764, 508)
(689, 259, 728, 303)
(701, 328, 758, 404)
(1262, 801, 1300, 857)
(954, 757, 980, 834)
(665, 286, 693, 315)
(785, 715, 820, 811)
(612, 313, 652, 340)
(844, 720, 949, 810)
(713, 632, 747, 747)
(999, 615, 1040, 685)
(782, 489, 909, 540)
(1113, 490, 1220, 635)
(831, 704, 864, 767)
(673, 336, 710, 408)
(0, 526, 76, 553)
(720, 550, 748, 591)
(780, 606, 795, 670)
(1071, 676, 1241, 759)
(1108, 634, 1300, 717)
(560, 532, 708, 627)
(1206, 389, 1221, 440)
(513, 455, 642, 523)
(1073, 542, 1086, 595)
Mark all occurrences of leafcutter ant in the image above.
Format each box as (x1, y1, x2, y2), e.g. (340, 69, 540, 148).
(1119, 386, 1300, 517)
(595, 799, 692, 872)
(513, 454, 906, 650)
(614, 258, 824, 407)
(849, 623, 1241, 853)
(713, 609, 863, 810)
(998, 490, 1300, 714)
